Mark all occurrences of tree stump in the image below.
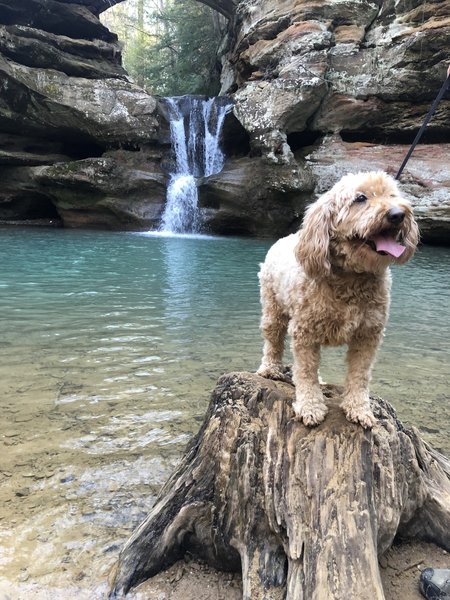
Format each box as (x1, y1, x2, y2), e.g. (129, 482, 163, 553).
(109, 372, 450, 599)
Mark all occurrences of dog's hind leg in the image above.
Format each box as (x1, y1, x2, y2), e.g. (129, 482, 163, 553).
(257, 284, 289, 381)
(291, 341, 328, 426)
(341, 333, 380, 429)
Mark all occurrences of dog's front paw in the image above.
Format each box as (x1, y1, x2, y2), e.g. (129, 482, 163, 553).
(257, 363, 290, 382)
(341, 396, 377, 429)
(292, 398, 328, 427)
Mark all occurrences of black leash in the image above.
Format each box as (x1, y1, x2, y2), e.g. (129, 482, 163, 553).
(395, 72, 450, 181)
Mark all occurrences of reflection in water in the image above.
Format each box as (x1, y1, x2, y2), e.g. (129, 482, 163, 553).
(0, 229, 448, 598)
(162, 235, 203, 327)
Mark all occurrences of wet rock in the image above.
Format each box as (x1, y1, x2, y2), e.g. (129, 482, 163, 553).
(33, 472, 51, 480)
(18, 570, 29, 582)
(60, 474, 76, 484)
(14, 415, 34, 423)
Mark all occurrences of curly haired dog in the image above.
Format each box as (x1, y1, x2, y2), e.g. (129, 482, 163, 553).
(257, 171, 419, 428)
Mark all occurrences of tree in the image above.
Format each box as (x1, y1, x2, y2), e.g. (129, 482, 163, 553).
(101, 0, 226, 96)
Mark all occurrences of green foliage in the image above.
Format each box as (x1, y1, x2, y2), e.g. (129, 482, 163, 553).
(103, 0, 223, 96)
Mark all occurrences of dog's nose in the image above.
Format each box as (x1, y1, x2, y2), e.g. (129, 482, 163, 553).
(386, 207, 405, 225)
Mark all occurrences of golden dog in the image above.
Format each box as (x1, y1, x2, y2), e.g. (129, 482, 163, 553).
(257, 171, 419, 428)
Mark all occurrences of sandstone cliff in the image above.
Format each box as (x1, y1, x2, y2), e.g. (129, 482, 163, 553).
(0, 0, 166, 230)
(217, 0, 450, 242)
(0, 0, 449, 241)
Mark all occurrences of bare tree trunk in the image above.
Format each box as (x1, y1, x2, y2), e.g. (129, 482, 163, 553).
(109, 372, 450, 599)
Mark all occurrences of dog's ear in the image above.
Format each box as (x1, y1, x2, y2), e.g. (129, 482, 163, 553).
(295, 194, 333, 278)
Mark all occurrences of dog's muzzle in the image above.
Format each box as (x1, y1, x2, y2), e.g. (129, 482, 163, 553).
(386, 207, 405, 225)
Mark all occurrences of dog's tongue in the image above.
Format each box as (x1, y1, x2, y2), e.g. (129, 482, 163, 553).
(372, 234, 406, 258)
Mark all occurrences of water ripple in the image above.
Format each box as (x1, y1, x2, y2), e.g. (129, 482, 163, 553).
(0, 228, 449, 597)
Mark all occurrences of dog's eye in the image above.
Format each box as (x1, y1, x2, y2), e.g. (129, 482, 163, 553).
(354, 193, 367, 203)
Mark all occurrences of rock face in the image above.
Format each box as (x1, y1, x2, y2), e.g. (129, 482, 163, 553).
(303, 137, 450, 244)
(220, 0, 450, 242)
(35, 150, 166, 230)
(0, 0, 449, 240)
(0, 0, 164, 229)
(199, 155, 314, 236)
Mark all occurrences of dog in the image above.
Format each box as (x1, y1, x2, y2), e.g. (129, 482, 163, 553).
(257, 171, 419, 428)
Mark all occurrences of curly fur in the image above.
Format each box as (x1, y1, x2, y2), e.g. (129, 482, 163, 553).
(257, 171, 419, 428)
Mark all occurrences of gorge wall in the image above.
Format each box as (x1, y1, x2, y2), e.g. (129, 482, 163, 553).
(0, 0, 166, 230)
(0, 0, 449, 241)
(215, 0, 450, 242)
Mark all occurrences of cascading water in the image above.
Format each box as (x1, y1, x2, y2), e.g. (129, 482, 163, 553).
(159, 96, 232, 234)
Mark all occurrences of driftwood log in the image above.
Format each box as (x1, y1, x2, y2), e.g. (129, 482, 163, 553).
(109, 372, 450, 599)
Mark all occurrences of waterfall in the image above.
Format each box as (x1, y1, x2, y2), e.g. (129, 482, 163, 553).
(159, 96, 232, 234)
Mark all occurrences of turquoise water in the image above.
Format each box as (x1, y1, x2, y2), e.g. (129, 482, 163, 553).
(0, 228, 449, 598)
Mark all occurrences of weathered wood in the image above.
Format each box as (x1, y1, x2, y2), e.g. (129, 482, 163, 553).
(109, 372, 450, 599)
